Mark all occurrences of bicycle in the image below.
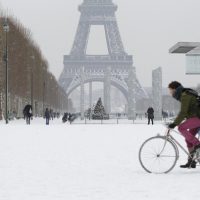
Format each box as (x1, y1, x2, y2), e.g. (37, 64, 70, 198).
(138, 126, 200, 174)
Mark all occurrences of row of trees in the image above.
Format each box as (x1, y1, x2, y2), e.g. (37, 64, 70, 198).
(0, 15, 68, 119)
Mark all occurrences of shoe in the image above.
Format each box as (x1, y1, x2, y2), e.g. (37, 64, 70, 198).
(180, 158, 196, 168)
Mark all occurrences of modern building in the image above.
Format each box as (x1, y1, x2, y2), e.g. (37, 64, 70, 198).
(169, 42, 200, 74)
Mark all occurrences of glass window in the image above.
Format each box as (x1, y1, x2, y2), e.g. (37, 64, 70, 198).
(186, 55, 200, 74)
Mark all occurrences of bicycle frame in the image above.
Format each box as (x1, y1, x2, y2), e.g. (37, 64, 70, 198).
(139, 126, 200, 173)
(163, 128, 191, 158)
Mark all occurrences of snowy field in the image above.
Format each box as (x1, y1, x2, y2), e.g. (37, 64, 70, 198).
(0, 118, 199, 200)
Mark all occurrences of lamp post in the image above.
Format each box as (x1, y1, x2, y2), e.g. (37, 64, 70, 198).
(55, 85, 58, 111)
(31, 67, 33, 107)
(43, 81, 45, 116)
(3, 18, 9, 124)
(30, 55, 34, 115)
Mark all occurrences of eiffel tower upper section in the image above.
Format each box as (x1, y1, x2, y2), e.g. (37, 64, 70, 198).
(67, 0, 132, 63)
(58, 0, 149, 102)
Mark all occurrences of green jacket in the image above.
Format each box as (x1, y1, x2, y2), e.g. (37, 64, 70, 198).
(174, 91, 200, 125)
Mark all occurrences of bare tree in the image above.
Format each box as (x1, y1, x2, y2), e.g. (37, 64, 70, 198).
(0, 15, 69, 119)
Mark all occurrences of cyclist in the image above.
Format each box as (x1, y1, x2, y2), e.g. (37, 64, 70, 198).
(168, 81, 200, 168)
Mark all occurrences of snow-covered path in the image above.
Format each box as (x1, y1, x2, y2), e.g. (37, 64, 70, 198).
(0, 119, 199, 200)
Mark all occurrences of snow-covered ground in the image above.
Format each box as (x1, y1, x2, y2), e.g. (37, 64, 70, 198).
(0, 118, 199, 200)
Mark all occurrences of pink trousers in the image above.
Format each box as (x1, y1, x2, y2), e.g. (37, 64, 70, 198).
(178, 117, 200, 148)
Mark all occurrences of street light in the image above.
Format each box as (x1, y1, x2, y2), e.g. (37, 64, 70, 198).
(3, 17, 9, 124)
(43, 80, 45, 115)
(30, 55, 35, 114)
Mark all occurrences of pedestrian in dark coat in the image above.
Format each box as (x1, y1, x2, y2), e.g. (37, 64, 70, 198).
(147, 107, 154, 125)
(45, 108, 50, 125)
(23, 104, 32, 125)
(62, 113, 68, 123)
(68, 113, 77, 124)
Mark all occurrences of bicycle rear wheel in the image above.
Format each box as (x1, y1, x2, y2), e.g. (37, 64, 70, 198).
(139, 136, 178, 174)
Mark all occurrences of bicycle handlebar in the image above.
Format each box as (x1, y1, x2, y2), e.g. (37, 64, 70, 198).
(161, 123, 181, 136)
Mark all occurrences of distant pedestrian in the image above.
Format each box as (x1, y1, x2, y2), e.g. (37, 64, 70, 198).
(68, 113, 77, 124)
(45, 108, 50, 125)
(68, 113, 72, 124)
(50, 109, 54, 120)
(147, 107, 154, 125)
(23, 104, 32, 125)
(62, 112, 68, 123)
(162, 110, 168, 122)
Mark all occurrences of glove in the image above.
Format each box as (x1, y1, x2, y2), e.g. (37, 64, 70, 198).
(168, 123, 176, 129)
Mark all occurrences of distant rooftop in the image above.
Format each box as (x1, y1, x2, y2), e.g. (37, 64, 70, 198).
(169, 42, 200, 54)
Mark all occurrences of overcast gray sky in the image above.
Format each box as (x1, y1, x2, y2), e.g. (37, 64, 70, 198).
(1, 0, 200, 87)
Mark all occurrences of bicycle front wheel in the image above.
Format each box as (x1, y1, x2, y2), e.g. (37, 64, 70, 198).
(139, 136, 178, 174)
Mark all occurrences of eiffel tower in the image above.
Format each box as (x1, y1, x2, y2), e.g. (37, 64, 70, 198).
(59, 0, 148, 119)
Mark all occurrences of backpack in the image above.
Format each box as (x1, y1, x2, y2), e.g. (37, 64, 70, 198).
(183, 88, 200, 107)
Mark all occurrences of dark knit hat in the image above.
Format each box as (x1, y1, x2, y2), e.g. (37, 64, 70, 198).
(168, 81, 182, 89)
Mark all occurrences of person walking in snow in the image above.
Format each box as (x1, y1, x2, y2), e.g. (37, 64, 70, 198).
(44, 108, 50, 125)
(147, 107, 154, 125)
(168, 81, 200, 168)
(23, 104, 32, 125)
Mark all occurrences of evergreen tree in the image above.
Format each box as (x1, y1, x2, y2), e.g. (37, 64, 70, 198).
(92, 98, 107, 119)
